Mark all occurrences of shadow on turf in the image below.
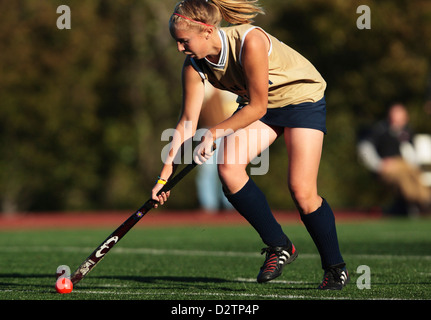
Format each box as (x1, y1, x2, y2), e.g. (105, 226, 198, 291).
(92, 275, 318, 291)
(0, 273, 317, 292)
(0, 273, 62, 292)
(100, 275, 231, 283)
(93, 275, 244, 290)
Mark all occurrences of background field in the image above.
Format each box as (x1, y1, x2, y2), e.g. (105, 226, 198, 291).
(1, 214, 430, 303)
(2, 3, 431, 315)
(2, 1, 431, 215)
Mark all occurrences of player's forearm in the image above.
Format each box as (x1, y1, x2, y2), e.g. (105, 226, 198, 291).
(159, 118, 197, 180)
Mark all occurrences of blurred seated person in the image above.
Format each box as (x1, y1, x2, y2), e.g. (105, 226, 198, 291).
(357, 103, 431, 215)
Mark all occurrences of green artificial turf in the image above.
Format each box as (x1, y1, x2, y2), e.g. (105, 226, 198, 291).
(0, 217, 430, 303)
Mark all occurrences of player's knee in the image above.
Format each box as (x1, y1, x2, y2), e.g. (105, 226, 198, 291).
(217, 162, 247, 192)
(217, 162, 235, 183)
(288, 183, 317, 213)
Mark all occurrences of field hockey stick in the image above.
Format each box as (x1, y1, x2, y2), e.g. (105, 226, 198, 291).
(70, 160, 199, 285)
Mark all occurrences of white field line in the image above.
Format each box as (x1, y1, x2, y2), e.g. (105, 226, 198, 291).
(0, 246, 425, 301)
(78, 277, 307, 286)
(0, 287, 410, 300)
(235, 277, 305, 284)
(67, 290, 342, 300)
(0, 245, 430, 261)
(0, 288, 337, 300)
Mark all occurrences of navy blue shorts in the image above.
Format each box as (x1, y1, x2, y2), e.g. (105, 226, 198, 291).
(236, 96, 327, 134)
(261, 96, 327, 134)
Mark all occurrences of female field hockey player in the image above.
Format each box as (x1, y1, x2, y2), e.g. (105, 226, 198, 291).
(151, 0, 349, 290)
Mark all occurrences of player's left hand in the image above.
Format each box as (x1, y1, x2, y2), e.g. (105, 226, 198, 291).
(193, 131, 215, 165)
(151, 183, 170, 208)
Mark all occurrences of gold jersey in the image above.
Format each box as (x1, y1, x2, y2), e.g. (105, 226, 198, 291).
(190, 24, 326, 109)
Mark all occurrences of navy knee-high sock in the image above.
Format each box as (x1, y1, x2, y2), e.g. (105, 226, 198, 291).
(225, 178, 289, 247)
(300, 198, 345, 269)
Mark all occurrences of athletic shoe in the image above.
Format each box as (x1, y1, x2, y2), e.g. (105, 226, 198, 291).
(257, 244, 298, 283)
(317, 264, 349, 290)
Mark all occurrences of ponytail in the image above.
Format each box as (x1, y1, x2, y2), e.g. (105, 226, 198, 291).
(170, 0, 264, 30)
(210, 0, 265, 25)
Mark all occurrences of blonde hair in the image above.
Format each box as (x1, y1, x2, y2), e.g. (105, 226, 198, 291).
(170, 0, 264, 31)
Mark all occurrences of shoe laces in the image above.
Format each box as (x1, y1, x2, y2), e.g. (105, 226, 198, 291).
(321, 267, 347, 287)
(260, 247, 288, 258)
(260, 247, 289, 272)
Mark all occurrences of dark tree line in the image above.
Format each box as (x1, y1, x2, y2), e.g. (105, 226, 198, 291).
(1, 0, 430, 214)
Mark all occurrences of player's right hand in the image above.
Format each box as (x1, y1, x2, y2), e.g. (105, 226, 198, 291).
(151, 183, 170, 208)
